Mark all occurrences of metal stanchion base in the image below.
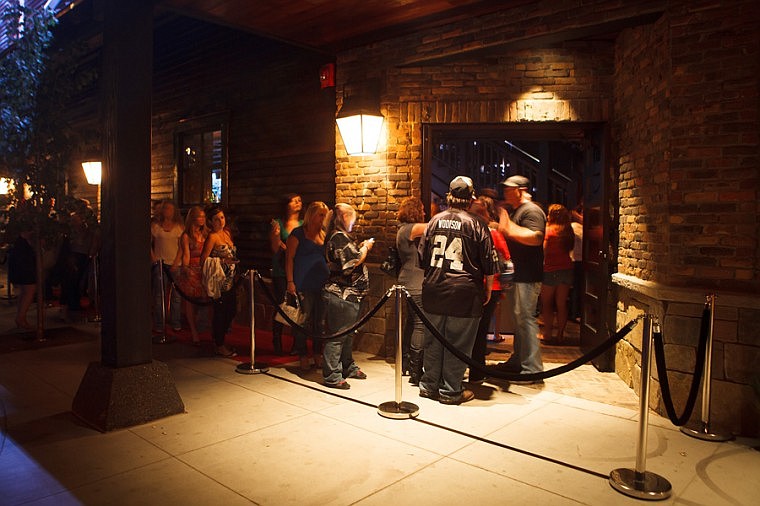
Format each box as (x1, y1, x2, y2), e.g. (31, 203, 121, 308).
(377, 401, 419, 419)
(152, 334, 174, 344)
(680, 423, 734, 442)
(235, 362, 270, 374)
(609, 469, 672, 500)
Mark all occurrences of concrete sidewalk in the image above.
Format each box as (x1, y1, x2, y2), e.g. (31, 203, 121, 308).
(0, 294, 758, 506)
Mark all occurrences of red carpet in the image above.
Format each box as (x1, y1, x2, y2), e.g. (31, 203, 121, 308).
(166, 323, 308, 365)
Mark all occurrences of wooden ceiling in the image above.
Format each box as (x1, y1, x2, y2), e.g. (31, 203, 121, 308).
(158, 0, 529, 53)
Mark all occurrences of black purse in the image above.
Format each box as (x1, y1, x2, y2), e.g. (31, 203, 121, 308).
(380, 245, 401, 277)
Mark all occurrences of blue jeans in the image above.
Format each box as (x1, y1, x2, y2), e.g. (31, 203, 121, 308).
(419, 313, 480, 401)
(293, 290, 323, 357)
(505, 282, 543, 373)
(322, 291, 361, 385)
(152, 262, 181, 330)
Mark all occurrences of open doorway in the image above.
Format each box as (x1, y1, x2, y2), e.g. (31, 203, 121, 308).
(422, 122, 615, 371)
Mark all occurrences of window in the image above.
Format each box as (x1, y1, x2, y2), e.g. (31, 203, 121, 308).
(175, 115, 228, 207)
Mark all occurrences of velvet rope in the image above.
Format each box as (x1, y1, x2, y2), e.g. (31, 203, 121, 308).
(652, 305, 711, 426)
(405, 294, 640, 382)
(254, 271, 391, 340)
(160, 262, 245, 307)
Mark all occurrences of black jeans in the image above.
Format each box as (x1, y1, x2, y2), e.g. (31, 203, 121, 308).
(212, 288, 237, 346)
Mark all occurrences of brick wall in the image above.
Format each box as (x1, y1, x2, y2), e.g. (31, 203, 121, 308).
(615, 1, 759, 292)
(337, 0, 759, 435)
(611, 0, 759, 436)
(337, 42, 615, 258)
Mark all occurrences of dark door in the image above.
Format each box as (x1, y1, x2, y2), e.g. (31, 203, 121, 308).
(579, 126, 614, 371)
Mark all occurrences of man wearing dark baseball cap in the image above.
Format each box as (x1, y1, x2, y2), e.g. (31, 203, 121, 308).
(501, 175, 530, 189)
(495, 174, 546, 381)
(448, 175, 476, 201)
(417, 175, 498, 404)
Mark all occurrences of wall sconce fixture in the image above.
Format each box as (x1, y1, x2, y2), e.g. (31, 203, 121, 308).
(336, 84, 383, 156)
(82, 161, 102, 185)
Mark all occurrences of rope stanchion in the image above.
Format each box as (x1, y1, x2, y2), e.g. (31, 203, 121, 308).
(406, 296, 640, 383)
(680, 294, 734, 441)
(652, 302, 709, 427)
(610, 315, 672, 500)
(236, 270, 269, 375)
(160, 263, 215, 307)
(153, 261, 169, 344)
(87, 254, 102, 323)
(253, 271, 390, 341)
(378, 286, 419, 419)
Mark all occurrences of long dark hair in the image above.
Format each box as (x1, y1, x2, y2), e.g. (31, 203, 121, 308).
(279, 193, 300, 221)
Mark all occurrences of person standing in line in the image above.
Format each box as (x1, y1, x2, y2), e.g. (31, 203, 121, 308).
(570, 205, 584, 323)
(395, 196, 427, 385)
(540, 204, 575, 344)
(418, 176, 497, 404)
(495, 175, 546, 381)
(322, 203, 373, 390)
(270, 193, 303, 355)
(200, 205, 239, 358)
(176, 206, 209, 345)
(285, 201, 330, 371)
(468, 194, 510, 385)
(8, 227, 36, 330)
(150, 199, 184, 333)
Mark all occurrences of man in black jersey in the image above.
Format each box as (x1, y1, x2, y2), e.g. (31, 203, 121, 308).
(496, 175, 546, 381)
(417, 176, 497, 404)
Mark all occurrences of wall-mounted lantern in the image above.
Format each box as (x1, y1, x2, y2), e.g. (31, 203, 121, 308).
(336, 81, 383, 156)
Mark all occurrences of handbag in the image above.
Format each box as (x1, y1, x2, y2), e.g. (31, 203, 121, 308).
(380, 245, 401, 277)
(274, 293, 306, 326)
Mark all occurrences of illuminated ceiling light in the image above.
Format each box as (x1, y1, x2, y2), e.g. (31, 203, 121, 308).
(82, 161, 102, 185)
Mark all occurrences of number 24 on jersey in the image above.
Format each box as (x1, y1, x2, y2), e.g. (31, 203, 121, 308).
(430, 235, 463, 271)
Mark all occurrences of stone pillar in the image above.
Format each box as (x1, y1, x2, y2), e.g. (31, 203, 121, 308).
(72, 0, 184, 431)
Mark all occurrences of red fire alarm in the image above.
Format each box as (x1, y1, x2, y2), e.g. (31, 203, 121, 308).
(320, 63, 335, 88)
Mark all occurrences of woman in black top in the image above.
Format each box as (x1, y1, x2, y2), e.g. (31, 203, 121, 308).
(321, 203, 373, 389)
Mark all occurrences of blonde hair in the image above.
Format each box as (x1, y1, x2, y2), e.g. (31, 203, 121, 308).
(183, 206, 208, 236)
(303, 201, 329, 241)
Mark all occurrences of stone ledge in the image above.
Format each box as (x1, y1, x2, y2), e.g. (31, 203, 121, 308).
(612, 273, 760, 309)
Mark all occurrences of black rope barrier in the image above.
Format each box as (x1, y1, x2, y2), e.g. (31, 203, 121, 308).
(406, 294, 640, 382)
(652, 306, 711, 426)
(253, 271, 391, 340)
(159, 262, 246, 307)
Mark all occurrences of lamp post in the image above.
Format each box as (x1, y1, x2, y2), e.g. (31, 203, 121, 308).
(82, 161, 102, 220)
(82, 161, 102, 322)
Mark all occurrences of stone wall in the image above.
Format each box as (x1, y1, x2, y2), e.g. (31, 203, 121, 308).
(614, 275, 760, 436)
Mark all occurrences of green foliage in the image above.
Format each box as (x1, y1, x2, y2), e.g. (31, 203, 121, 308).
(0, 2, 97, 242)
